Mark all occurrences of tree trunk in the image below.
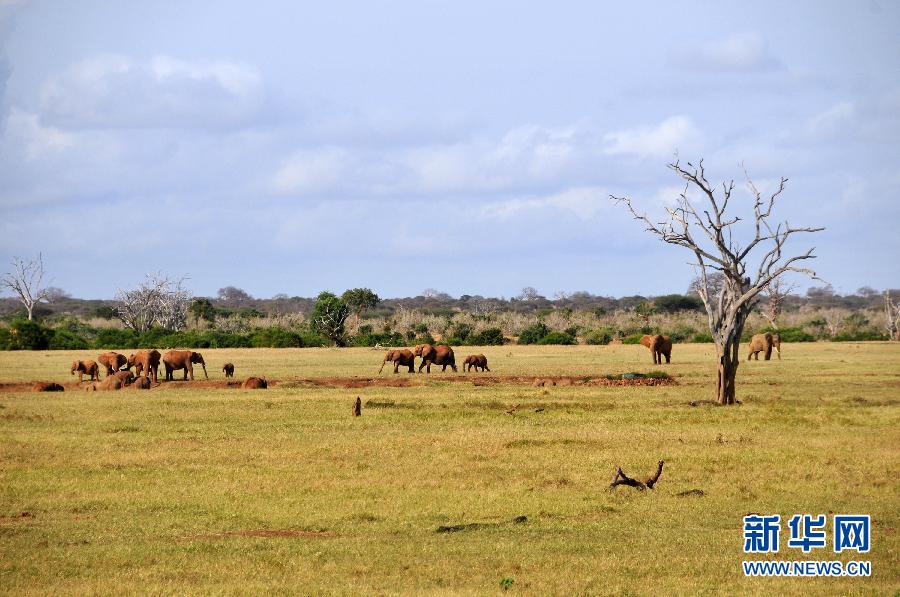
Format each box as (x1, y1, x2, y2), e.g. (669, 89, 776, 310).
(715, 317, 745, 405)
(716, 344, 739, 405)
(26, 304, 34, 320)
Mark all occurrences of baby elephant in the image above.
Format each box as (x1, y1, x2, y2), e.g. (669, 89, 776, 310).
(114, 370, 136, 386)
(71, 360, 100, 382)
(241, 377, 268, 389)
(32, 382, 64, 392)
(132, 376, 151, 390)
(463, 354, 490, 372)
(223, 363, 235, 377)
(84, 377, 123, 392)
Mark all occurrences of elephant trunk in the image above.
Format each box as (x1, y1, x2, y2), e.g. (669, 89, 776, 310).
(378, 359, 387, 374)
(200, 357, 208, 379)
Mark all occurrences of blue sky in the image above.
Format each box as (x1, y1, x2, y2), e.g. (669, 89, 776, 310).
(1, 1, 898, 299)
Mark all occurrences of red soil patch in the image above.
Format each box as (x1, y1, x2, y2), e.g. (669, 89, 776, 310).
(0, 375, 673, 393)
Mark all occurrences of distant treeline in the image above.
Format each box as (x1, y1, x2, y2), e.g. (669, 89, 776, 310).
(0, 285, 891, 321)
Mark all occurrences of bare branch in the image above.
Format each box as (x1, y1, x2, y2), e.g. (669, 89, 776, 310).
(0, 254, 51, 320)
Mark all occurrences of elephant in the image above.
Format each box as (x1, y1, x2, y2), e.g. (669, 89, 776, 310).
(413, 343, 457, 373)
(114, 370, 135, 386)
(223, 363, 235, 378)
(32, 382, 64, 392)
(640, 335, 672, 365)
(84, 376, 123, 391)
(748, 333, 781, 361)
(70, 360, 100, 382)
(463, 354, 490, 372)
(132, 376, 151, 390)
(241, 377, 267, 389)
(162, 350, 208, 381)
(378, 349, 415, 374)
(97, 352, 128, 376)
(127, 350, 161, 384)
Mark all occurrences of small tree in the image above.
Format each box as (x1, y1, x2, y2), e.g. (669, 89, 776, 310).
(311, 291, 351, 346)
(216, 286, 252, 306)
(884, 290, 899, 341)
(760, 276, 796, 330)
(613, 159, 823, 405)
(341, 288, 380, 318)
(1, 254, 51, 320)
(116, 273, 192, 332)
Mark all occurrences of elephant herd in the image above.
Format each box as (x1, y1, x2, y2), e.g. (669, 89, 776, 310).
(43, 333, 784, 392)
(63, 349, 239, 391)
(378, 343, 490, 374)
(637, 332, 782, 364)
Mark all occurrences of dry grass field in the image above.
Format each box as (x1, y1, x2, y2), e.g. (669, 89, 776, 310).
(1, 343, 898, 595)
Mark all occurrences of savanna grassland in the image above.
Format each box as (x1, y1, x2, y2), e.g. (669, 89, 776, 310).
(1, 343, 898, 595)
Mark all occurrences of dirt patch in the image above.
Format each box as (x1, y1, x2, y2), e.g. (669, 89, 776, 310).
(183, 528, 337, 540)
(0, 374, 673, 394)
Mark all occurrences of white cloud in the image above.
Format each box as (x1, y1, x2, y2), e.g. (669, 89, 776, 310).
(270, 147, 351, 194)
(39, 54, 263, 129)
(480, 186, 609, 220)
(3, 108, 73, 159)
(669, 32, 781, 72)
(807, 101, 855, 136)
(604, 116, 702, 159)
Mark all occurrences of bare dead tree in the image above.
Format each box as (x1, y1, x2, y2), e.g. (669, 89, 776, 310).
(609, 461, 664, 490)
(116, 273, 192, 332)
(612, 159, 823, 405)
(885, 290, 899, 341)
(760, 276, 796, 330)
(0, 254, 51, 320)
(819, 308, 844, 338)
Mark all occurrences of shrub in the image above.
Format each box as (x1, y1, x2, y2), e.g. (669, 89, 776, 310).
(621, 333, 644, 345)
(452, 323, 472, 342)
(6, 319, 52, 350)
(93, 328, 140, 349)
(668, 324, 699, 343)
(49, 329, 89, 350)
(833, 330, 885, 341)
(762, 327, 815, 343)
(351, 332, 405, 347)
(250, 328, 299, 348)
(469, 327, 504, 346)
(691, 332, 713, 343)
(412, 333, 436, 346)
(517, 323, 549, 345)
(654, 294, 703, 312)
(537, 331, 576, 345)
(585, 327, 616, 345)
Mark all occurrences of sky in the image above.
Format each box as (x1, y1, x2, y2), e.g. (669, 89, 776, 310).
(0, 0, 898, 300)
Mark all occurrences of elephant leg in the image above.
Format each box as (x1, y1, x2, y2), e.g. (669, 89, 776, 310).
(393, 361, 400, 374)
(186, 363, 193, 380)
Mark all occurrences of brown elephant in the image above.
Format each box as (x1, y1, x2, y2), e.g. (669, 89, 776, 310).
(223, 363, 235, 377)
(114, 370, 136, 386)
(463, 354, 490, 372)
(378, 349, 415, 374)
(413, 343, 457, 373)
(85, 376, 122, 391)
(132, 376, 151, 390)
(640, 335, 672, 364)
(70, 360, 100, 382)
(32, 382, 64, 392)
(127, 350, 161, 384)
(241, 377, 267, 389)
(162, 350, 208, 381)
(748, 333, 781, 361)
(97, 352, 128, 376)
